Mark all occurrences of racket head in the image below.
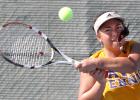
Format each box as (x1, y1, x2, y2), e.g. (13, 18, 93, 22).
(0, 21, 54, 68)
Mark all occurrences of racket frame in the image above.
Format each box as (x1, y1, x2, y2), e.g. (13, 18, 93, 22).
(0, 21, 79, 68)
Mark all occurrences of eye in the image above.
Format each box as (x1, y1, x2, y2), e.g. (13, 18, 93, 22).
(103, 28, 112, 34)
(116, 25, 124, 32)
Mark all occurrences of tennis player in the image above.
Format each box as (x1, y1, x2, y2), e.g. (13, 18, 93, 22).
(75, 11, 140, 100)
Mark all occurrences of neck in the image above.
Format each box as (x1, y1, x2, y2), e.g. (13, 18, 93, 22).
(103, 48, 121, 57)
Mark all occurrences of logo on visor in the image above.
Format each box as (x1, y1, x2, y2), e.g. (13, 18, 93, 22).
(107, 13, 112, 17)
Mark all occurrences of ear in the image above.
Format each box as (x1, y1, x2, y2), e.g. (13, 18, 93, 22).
(96, 35, 103, 47)
(96, 33, 101, 42)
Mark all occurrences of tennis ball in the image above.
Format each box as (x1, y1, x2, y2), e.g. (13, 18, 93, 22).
(58, 7, 73, 22)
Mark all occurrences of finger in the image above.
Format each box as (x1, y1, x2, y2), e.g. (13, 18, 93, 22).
(95, 69, 105, 77)
(89, 68, 99, 75)
(94, 70, 101, 76)
(104, 70, 108, 78)
(74, 62, 82, 71)
(89, 70, 97, 76)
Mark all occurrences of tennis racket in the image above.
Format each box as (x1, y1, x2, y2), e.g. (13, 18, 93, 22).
(0, 21, 80, 69)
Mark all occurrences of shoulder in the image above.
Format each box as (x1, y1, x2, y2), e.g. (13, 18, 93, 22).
(128, 40, 140, 67)
(90, 49, 105, 58)
(122, 40, 138, 54)
(130, 40, 140, 53)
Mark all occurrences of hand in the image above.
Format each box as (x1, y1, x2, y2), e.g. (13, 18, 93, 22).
(119, 38, 128, 52)
(74, 58, 98, 73)
(89, 69, 108, 83)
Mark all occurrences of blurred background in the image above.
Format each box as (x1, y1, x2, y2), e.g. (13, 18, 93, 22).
(0, 0, 140, 100)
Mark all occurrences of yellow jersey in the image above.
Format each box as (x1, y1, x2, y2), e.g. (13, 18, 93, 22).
(90, 40, 140, 100)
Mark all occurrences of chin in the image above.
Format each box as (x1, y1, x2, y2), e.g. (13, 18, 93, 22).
(112, 46, 121, 53)
(112, 42, 121, 50)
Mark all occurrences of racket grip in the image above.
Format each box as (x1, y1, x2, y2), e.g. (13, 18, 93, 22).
(73, 60, 81, 71)
(74, 60, 80, 65)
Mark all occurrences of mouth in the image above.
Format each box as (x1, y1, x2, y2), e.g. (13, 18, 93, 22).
(112, 40, 122, 49)
(112, 38, 126, 52)
(113, 41, 120, 46)
(111, 34, 123, 48)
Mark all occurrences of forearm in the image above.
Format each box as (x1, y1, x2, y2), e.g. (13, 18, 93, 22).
(79, 57, 137, 73)
(78, 81, 105, 100)
(98, 57, 137, 73)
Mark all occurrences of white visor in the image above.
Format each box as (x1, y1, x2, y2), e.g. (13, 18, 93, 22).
(93, 11, 124, 35)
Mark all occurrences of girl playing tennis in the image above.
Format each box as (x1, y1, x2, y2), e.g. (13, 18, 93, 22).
(75, 11, 140, 100)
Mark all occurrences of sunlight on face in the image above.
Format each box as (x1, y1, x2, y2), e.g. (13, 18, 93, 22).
(99, 19, 124, 37)
(97, 19, 124, 53)
(100, 24, 124, 36)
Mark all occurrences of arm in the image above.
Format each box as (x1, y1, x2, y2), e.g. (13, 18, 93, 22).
(76, 42, 140, 73)
(98, 57, 137, 73)
(78, 71, 106, 100)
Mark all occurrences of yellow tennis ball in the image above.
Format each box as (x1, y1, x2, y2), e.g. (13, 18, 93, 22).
(58, 7, 73, 22)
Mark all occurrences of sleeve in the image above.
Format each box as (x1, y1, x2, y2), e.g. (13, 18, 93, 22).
(90, 49, 104, 58)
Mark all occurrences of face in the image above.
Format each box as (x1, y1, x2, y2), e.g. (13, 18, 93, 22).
(97, 19, 124, 52)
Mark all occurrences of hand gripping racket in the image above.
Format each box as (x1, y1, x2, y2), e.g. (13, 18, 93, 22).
(0, 21, 80, 69)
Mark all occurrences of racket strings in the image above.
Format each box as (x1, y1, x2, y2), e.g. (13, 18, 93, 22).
(0, 23, 53, 67)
